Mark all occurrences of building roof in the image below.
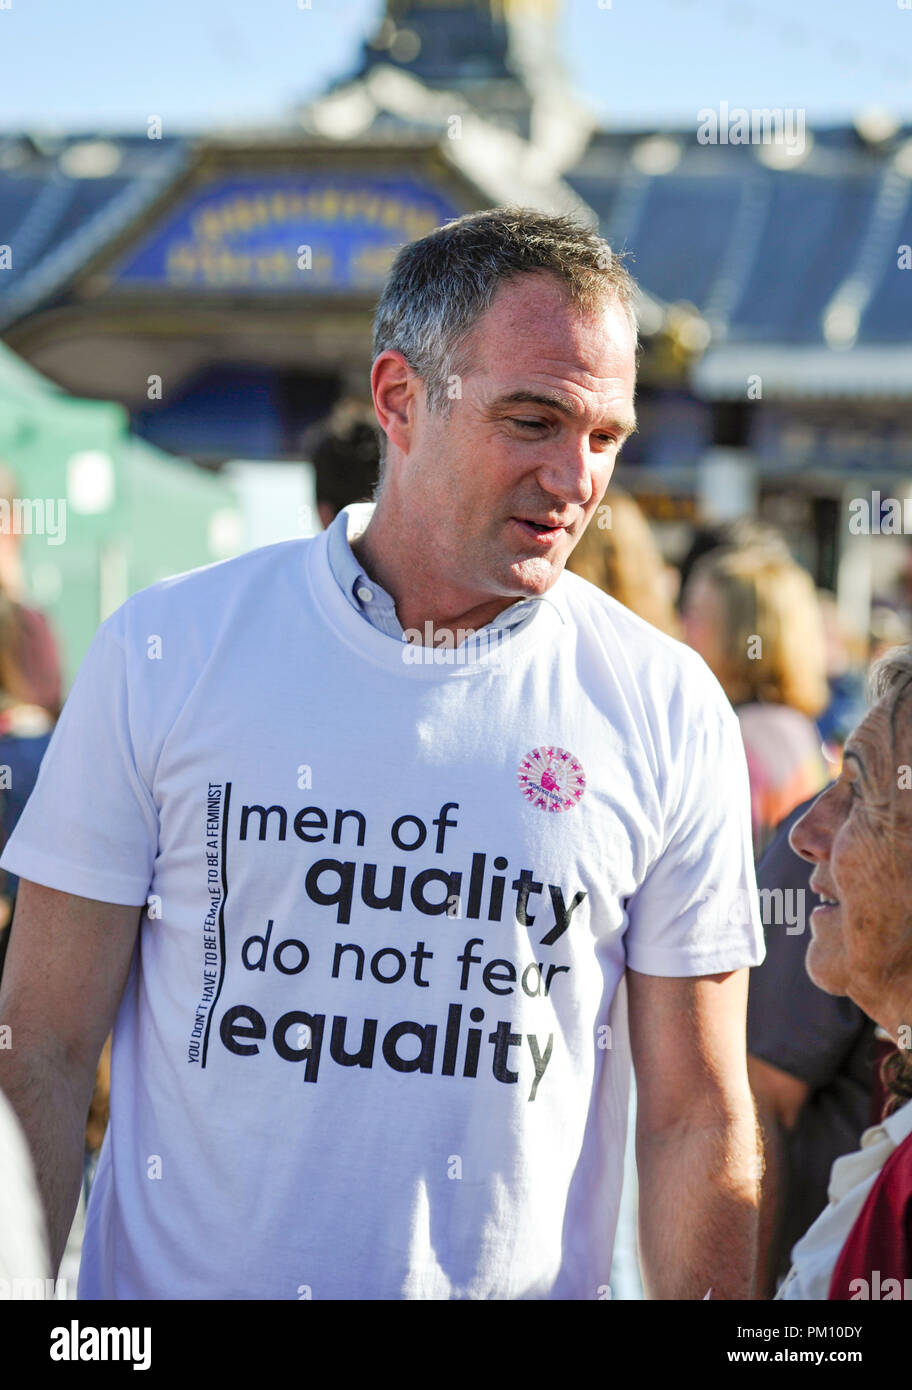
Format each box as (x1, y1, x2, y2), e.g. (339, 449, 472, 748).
(564, 125, 912, 350)
(0, 111, 910, 396)
(0, 134, 190, 329)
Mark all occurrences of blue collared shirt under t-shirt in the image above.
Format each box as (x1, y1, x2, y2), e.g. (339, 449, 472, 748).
(324, 502, 559, 648)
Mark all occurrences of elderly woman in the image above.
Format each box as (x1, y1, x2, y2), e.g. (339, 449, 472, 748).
(776, 644, 912, 1300)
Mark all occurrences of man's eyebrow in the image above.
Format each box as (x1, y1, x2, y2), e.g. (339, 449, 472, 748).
(491, 390, 638, 439)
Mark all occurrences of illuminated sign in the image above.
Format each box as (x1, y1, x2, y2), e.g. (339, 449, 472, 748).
(111, 176, 462, 292)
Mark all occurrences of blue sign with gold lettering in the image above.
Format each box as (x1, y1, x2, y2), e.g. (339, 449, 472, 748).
(111, 175, 462, 291)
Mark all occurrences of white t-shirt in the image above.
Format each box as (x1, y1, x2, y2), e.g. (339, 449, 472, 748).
(0, 525, 763, 1299)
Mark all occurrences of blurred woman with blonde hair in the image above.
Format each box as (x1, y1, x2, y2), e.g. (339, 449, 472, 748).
(682, 545, 831, 858)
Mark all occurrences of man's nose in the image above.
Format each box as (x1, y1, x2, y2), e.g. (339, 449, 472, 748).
(536, 440, 596, 505)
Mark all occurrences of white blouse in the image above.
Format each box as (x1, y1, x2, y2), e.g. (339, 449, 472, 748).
(777, 1096, 912, 1299)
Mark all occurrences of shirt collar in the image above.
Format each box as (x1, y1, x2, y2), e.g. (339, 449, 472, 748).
(875, 1093, 912, 1149)
(326, 502, 378, 610)
(828, 1095, 912, 1203)
(325, 502, 565, 633)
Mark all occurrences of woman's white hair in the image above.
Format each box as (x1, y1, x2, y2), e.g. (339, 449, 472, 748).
(867, 643, 912, 704)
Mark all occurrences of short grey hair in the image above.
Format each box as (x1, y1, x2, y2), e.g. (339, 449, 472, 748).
(371, 205, 638, 468)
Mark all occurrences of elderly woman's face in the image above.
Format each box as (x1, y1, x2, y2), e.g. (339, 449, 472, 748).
(790, 689, 912, 1032)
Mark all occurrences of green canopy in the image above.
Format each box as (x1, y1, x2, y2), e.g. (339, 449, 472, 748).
(0, 343, 242, 687)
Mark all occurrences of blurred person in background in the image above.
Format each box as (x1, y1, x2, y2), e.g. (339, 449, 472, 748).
(682, 546, 831, 858)
(307, 401, 382, 529)
(868, 602, 912, 667)
(0, 463, 61, 719)
(816, 590, 867, 757)
(895, 543, 912, 626)
(0, 589, 54, 977)
(677, 517, 792, 598)
(776, 644, 912, 1299)
(565, 487, 681, 638)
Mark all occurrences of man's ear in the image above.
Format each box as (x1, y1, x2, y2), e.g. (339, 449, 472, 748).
(371, 351, 419, 458)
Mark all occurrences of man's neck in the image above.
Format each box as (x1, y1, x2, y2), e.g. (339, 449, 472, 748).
(348, 505, 520, 641)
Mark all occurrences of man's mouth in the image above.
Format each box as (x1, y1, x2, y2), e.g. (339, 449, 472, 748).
(512, 517, 568, 544)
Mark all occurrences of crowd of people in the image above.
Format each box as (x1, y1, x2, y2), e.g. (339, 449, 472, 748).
(0, 206, 910, 1301)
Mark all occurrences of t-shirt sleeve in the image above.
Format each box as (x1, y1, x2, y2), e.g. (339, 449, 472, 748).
(0, 611, 158, 905)
(624, 693, 765, 977)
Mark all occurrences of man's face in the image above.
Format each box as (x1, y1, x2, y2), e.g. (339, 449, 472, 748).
(789, 689, 912, 1022)
(388, 272, 638, 605)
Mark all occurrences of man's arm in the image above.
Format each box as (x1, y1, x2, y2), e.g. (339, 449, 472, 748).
(628, 967, 761, 1300)
(0, 879, 143, 1273)
(747, 1054, 809, 1298)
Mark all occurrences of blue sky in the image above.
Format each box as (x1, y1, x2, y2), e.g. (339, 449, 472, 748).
(0, 0, 908, 133)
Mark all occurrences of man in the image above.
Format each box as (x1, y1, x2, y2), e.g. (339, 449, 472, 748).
(0, 207, 763, 1300)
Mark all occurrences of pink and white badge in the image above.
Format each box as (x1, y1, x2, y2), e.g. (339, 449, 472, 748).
(518, 746, 586, 813)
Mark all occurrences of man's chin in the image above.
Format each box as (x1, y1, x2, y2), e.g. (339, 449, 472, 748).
(507, 552, 566, 595)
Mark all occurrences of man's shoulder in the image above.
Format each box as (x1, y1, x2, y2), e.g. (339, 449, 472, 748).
(556, 568, 723, 705)
(140, 534, 314, 600)
(108, 535, 317, 632)
(557, 567, 687, 655)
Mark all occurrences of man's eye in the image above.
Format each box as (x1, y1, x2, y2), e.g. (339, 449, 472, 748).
(509, 419, 617, 446)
